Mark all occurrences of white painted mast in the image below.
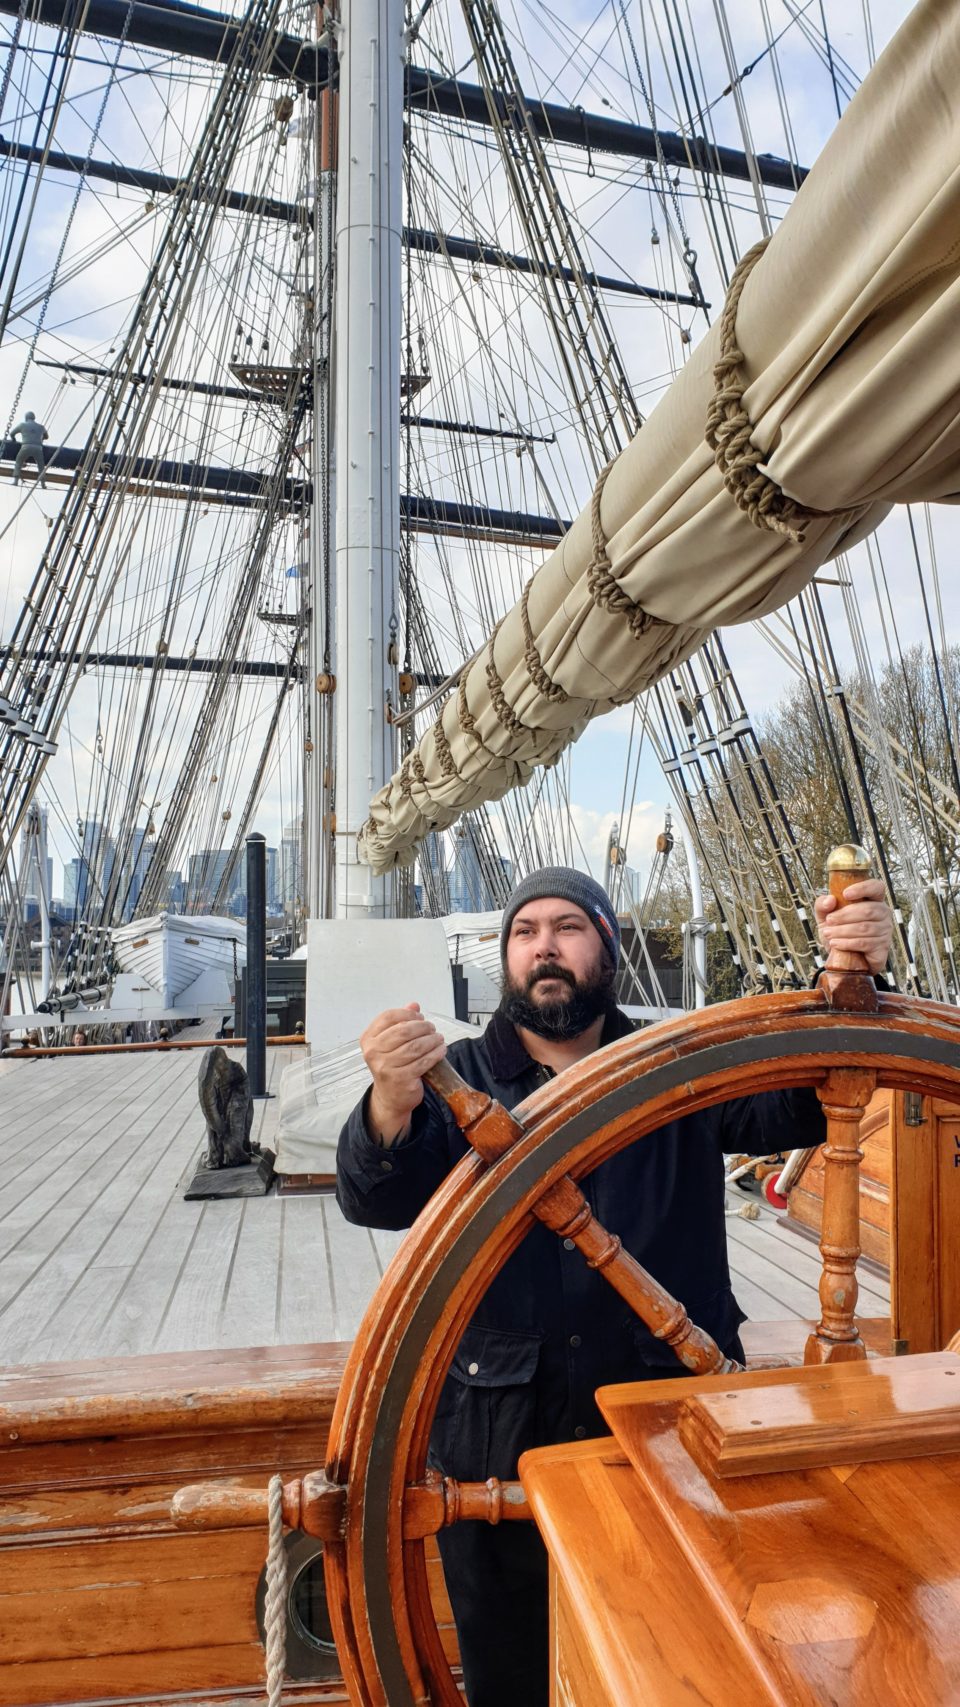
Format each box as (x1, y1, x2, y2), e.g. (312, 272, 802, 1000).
(331, 0, 403, 919)
(304, 84, 337, 922)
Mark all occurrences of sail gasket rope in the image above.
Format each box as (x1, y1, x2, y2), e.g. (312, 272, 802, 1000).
(585, 456, 657, 642)
(704, 237, 823, 543)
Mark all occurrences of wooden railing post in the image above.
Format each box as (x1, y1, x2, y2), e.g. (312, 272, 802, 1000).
(804, 1066, 874, 1364)
(805, 843, 879, 1366)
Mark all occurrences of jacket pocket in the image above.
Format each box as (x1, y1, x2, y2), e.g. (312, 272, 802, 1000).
(430, 1326, 542, 1482)
(448, 1324, 542, 1387)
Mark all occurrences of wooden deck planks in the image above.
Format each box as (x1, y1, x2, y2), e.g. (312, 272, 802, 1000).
(725, 1191, 889, 1322)
(0, 1052, 896, 1367)
(275, 1195, 338, 1345)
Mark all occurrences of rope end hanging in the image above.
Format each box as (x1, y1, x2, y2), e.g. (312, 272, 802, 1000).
(264, 1473, 288, 1707)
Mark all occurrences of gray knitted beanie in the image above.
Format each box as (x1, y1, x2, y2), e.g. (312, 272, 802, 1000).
(500, 866, 621, 965)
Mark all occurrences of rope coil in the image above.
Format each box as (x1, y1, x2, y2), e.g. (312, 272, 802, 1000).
(520, 579, 568, 704)
(485, 620, 528, 737)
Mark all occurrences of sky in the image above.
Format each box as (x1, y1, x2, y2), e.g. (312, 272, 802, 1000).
(0, 0, 954, 897)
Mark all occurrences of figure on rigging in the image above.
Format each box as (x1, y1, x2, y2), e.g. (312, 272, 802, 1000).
(337, 865, 894, 1707)
(10, 412, 49, 487)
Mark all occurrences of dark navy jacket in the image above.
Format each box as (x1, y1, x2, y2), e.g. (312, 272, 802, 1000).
(336, 1008, 825, 1476)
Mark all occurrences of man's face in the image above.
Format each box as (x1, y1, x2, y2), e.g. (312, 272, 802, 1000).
(505, 898, 603, 996)
(501, 898, 614, 1038)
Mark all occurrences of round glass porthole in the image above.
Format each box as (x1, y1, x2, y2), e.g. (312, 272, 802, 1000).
(255, 1532, 340, 1681)
(289, 1553, 336, 1652)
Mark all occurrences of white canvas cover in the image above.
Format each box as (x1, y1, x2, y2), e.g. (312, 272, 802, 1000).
(275, 1011, 481, 1177)
(358, 1, 960, 874)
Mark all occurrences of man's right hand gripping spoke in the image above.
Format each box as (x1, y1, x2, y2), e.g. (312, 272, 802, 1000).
(361, 1003, 448, 1147)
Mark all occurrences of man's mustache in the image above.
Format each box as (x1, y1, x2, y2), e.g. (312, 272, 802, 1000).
(526, 963, 576, 993)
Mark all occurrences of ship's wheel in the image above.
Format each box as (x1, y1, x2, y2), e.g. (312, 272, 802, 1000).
(309, 982, 960, 1706)
(172, 856, 960, 1706)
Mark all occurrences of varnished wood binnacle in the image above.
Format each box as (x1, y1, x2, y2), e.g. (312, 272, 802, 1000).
(678, 1351, 960, 1478)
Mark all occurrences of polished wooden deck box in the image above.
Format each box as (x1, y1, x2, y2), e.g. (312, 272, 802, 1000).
(521, 1352, 960, 1705)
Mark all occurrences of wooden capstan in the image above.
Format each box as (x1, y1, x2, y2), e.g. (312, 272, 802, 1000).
(171, 847, 960, 1706)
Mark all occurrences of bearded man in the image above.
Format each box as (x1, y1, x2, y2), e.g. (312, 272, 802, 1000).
(336, 865, 893, 1707)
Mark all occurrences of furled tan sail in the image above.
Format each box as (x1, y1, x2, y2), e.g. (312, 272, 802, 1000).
(359, 0, 960, 874)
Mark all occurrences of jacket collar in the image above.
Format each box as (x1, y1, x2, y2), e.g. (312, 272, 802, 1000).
(483, 1004, 636, 1083)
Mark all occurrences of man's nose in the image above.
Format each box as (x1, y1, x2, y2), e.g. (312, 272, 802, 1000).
(535, 940, 559, 960)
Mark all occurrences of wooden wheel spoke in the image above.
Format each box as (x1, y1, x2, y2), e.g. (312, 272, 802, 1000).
(425, 1062, 740, 1377)
(806, 845, 882, 1365)
(402, 1473, 530, 1535)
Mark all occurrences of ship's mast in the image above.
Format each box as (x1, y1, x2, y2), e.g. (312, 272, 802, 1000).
(331, 0, 403, 919)
(305, 86, 337, 923)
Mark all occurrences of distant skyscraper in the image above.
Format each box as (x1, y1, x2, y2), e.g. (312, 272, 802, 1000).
(64, 859, 80, 912)
(280, 817, 302, 914)
(447, 827, 499, 914)
(266, 846, 279, 910)
(418, 833, 449, 914)
(120, 827, 155, 921)
(186, 849, 234, 911)
(72, 820, 114, 917)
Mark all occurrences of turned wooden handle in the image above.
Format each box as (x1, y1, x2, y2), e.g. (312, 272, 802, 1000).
(171, 1473, 531, 1540)
(424, 1058, 525, 1159)
(825, 843, 872, 974)
(171, 1482, 279, 1530)
(424, 1058, 494, 1129)
(818, 845, 878, 1011)
(170, 1475, 344, 1538)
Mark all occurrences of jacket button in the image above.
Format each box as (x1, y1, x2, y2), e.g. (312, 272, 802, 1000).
(574, 1425, 587, 1439)
(380, 1159, 393, 1172)
(467, 1361, 479, 1376)
(569, 1334, 581, 1348)
(563, 1238, 575, 1251)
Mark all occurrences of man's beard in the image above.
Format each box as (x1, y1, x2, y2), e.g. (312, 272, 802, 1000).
(500, 958, 617, 1039)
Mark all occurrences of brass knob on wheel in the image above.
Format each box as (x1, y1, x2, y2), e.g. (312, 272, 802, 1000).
(825, 843, 872, 917)
(820, 843, 877, 1007)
